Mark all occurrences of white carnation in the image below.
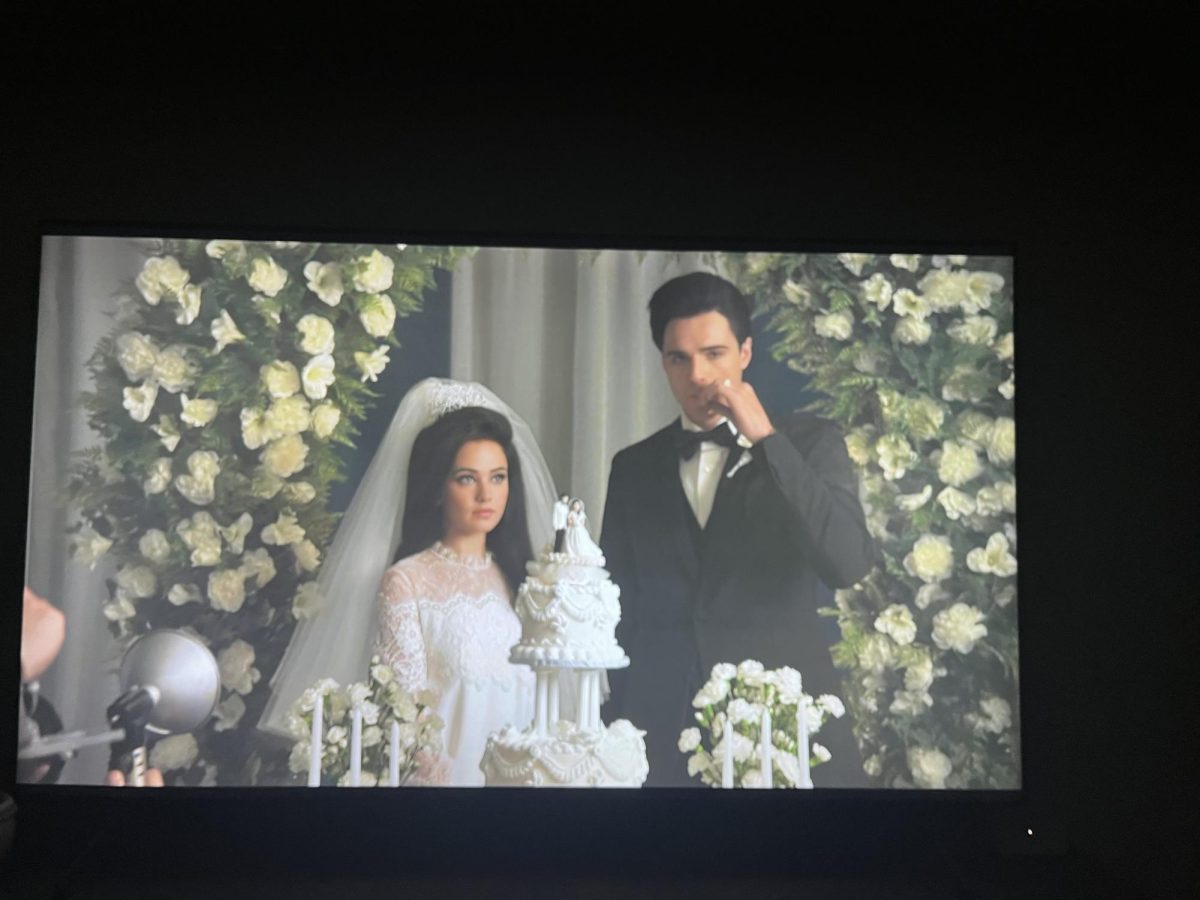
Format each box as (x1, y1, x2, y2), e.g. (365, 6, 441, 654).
(214, 694, 247, 733)
(967, 533, 1017, 577)
(941, 365, 987, 403)
(260, 360, 301, 399)
(908, 747, 952, 789)
(904, 655, 935, 692)
(123, 382, 159, 423)
(863, 755, 883, 778)
(211, 309, 247, 354)
(150, 414, 181, 452)
(956, 411, 994, 446)
(998, 374, 1015, 399)
(311, 402, 341, 439)
(892, 288, 930, 321)
(284, 481, 317, 505)
(814, 309, 854, 341)
(816, 694, 845, 718)
(904, 534, 954, 583)
(138, 529, 171, 564)
(893, 316, 932, 345)
(932, 603, 988, 654)
(710, 662, 737, 682)
(357, 293, 397, 338)
(167, 583, 201, 606)
(917, 268, 968, 312)
(296, 314, 335, 355)
(844, 427, 875, 467)
(205, 240, 247, 263)
(857, 633, 897, 674)
(962, 270, 1005, 315)
(152, 346, 195, 394)
(812, 743, 832, 763)
(117, 565, 157, 599)
(936, 486, 977, 521)
(985, 417, 1016, 466)
(914, 582, 949, 610)
(115, 332, 159, 381)
(247, 255, 288, 297)
(889, 253, 921, 272)
(261, 434, 309, 478)
(995, 331, 1014, 361)
(292, 582, 323, 620)
(874, 604, 917, 646)
(836, 252, 871, 276)
(217, 639, 260, 695)
(770, 666, 804, 704)
(782, 279, 813, 308)
(974, 484, 1004, 517)
(687, 749, 713, 778)
(207, 568, 247, 613)
(240, 548, 277, 588)
(304, 260, 345, 307)
(677, 728, 701, 753)
(135, 256, 189, 305)
(938, 440, 984, 487)
(250, 467, 284, 499)
(997, 481, 1016, 513)
(293, 538, 321, 572)
(895, 484, 933, 512)
(875, 434, 917, 481)
(692, 677, 730, 708)
(176, 512, 223, 567)
(947, 315, 998, 346)
(149, 733, 199, 772)
(264, 395, 311, 437)
(175, 283, 202, 326)
(861, 273, 893, 311)
(180, 393, 218, 427)
(173, 450, 220, 507)
(240, 407, 272, 450)
(301, 354, 336, 401)
(262, 512, 306, 546)
(352, 249, 395, 293)
(220, 513, 254, 555)
(103, 592, 138, 621)
(143, 457, 173, 495)
(736, 659, 766, 684)
(976, 695, 1012, 734)
(354, 346, 390, 383)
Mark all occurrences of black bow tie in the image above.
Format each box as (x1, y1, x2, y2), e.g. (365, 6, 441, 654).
(674, 422, 739, 460)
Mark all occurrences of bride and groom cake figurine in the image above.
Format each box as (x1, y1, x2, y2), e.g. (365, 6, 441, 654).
(479, 495, 650, 787)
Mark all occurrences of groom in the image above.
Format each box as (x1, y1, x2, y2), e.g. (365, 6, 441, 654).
(600, 272, 876, 787)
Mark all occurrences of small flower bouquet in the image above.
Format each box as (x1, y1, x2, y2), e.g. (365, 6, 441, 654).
(285, 656, 444, 787)
(678, 660, 845, 788)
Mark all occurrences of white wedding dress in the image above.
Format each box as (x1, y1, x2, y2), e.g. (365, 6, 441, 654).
(376, 541, 535, 786)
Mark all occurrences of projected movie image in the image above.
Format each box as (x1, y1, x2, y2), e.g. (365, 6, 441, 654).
(21, 237, 1018, 790)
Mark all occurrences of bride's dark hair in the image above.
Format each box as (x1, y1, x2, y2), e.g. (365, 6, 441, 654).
(394, 406, 532, 595)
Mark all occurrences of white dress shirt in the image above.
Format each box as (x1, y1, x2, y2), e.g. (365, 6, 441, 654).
(678, 415, 754, 529)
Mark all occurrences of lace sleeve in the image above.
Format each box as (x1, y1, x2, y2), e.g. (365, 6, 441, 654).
(375, 567, 427, 692)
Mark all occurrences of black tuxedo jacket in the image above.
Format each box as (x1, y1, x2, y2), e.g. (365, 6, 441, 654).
(600, 412, 875, 786)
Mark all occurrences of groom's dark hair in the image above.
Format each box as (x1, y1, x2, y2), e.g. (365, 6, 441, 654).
(396, 406, 533, 596)
(648, 272, 753, 350)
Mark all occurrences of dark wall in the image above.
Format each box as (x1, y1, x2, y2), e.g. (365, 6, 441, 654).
(4, 13, 1193, 896)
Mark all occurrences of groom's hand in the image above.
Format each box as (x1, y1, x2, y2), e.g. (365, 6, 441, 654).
(705, 379, 775, 444)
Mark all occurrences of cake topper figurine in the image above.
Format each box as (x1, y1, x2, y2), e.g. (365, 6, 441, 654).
(553, 493, 570, 553)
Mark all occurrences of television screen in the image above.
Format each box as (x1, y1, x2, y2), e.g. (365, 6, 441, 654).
(19, 234, 1018, 792)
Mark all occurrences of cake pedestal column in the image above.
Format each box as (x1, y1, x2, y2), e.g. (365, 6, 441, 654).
(548, 671, 560, 724)
(535, 669, 549, 735)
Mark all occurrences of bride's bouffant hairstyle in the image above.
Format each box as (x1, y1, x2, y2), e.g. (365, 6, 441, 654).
(395, 406, 533, 595)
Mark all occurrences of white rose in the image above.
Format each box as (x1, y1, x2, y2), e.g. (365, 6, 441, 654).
(936, 486, 977, 521)
(857, 633, 897, 674)
(283, 481, 317, 505)
(175, 283, 202, 326)
(874, 604, 917, 646)
(889, 253, 921, 272)
(179, 393, 219, 428)
(678, 728, 702, 753)
(985, 417, 1016, 466)
(152, 346, 195, 394)
(122, 382, 159, 423)
(914, 582, 949, 610)
(260, 360, 301, 399)
(904, 534, 955, 583)
(782, 279, 813, 308)
(938, 440, 984, 487)
(150, 414, 181, 452)
(956, 411, 994, 446)
(876, 434, 917, 481)
(895, 484, 933, 512)
(814, 309, 854, 341)
(892, 288, 930, 321)
(352, 249, 395, 293)
(240, 407, 272, 450)
(296, 314, 335, 356)
(217, 639, 260, 695)
(117, 565, 157, 599)
(995, 331, 1014, 361)
(139, 529, 171, 564)
(947, 315, 998, 346)
(836, 252, 871, 276)
(932, 603, 988, 654)
(240, 548, 277, 588)
(214, 694, 247, 733)
(292, 582, 323, 620)
(844, 427, 874, 467)
(262, 512, 306, 546)
(293, 539, 321, 572)
(150, 734, 199, 772)
(166, 583, 200, 606)
(261, 434, 309, 478)
(908, 747, 952, 789)
(205, 240, 247, 264)
(357, 293, 397, 338)
(962, 270, 1005, 315)
(301, 354, 336, 401)
(265, 395, 311, 437)
(354, 346, 390, 383)
(893, 316, 932, 345)
(210, 309, 247, 354)
(311, 402, 341, 439)
(998, 374, 1015, 399)
(247, 256, 288, 297)
(207, 568, 247, 613)
(143, 457, 173, 495)
(220, 512, 254, 555)
(967, 533, 1018, 577)
(304, 260, 345, 307)
(116, 332, 159, 381)
(860, 273, 893, 311)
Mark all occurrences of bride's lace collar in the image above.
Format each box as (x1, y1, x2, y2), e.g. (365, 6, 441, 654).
(429, 540, 493, 570)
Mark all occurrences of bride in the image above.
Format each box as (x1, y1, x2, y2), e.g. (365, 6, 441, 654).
(259, 378, 557, 785)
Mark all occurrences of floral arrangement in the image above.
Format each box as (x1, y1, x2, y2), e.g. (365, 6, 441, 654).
(678, 661, 845, 788)
(65, 238, 469, 784)
(285, 656, 444, 787)
(719, 251, 1019, 790)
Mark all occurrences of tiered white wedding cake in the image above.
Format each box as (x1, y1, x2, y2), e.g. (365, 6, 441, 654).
(480, 499, 649, 787)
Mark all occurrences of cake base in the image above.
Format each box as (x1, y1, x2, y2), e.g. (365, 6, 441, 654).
(480, 719, 649, 787)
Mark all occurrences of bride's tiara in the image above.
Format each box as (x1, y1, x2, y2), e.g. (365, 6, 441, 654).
(424, 379, 496, 425)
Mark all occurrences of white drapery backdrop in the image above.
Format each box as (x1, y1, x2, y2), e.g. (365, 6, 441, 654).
(451, 247, 718, 526)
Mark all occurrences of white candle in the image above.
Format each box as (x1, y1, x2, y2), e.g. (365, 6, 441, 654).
(761, 708, 773, 789)
(390, 721, 401, 787)
(308, 693, 323, 788)
(797, 698, 812, 788)
(350, 705, 363, 787)
(722, 719, 734, 789)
